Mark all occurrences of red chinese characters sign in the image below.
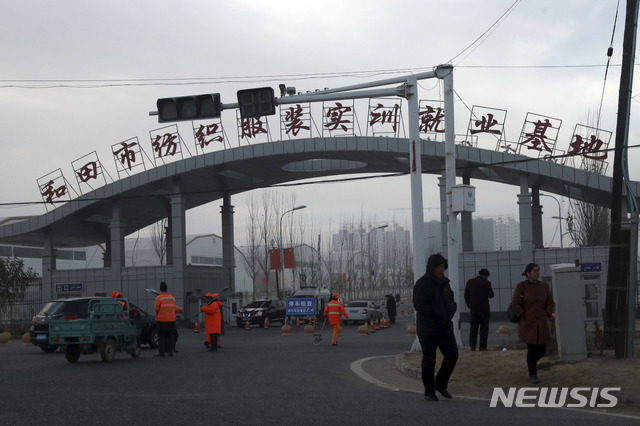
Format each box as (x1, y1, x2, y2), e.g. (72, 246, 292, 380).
(150, 125, 183, 164)
(419, 100, 445, 138)
(281, 104, 311, 139)
(194, 121, 224, 153)
(516, 113, 561, 159)
(72, 151, 107, 194)
(323, 101, 354, 136)
(112, 137, 145, 177)
(238, 114, 269, 143)
(368, 99, 401, 136)
(37, 169, 69, 208)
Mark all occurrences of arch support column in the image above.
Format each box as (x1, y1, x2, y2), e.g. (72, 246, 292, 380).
(41, 229, 55, 302)
(518, 176, 534, 263)
(221, 191, 235, 289)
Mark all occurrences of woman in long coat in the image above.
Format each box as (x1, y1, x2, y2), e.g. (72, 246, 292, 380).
(510, 263, 555, 384)
(201, 293, 222, 352)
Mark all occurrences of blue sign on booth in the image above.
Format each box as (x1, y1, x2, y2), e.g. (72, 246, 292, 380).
(55, 283, 83, 292)
(286, 297, 315, 316)
(580, 263, 602, 272)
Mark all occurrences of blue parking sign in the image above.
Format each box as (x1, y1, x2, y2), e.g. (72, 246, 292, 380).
(286, 297, 315, 316)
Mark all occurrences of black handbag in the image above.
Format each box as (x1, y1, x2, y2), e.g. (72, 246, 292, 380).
(507, 304, 519, 323)
(507, 282, 525, 323)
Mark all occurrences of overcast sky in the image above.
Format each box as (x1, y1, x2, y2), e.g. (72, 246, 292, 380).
(0, 0, 635, 248)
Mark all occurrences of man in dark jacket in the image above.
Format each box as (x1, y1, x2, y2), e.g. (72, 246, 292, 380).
(413, 253, 459, 401)
(385, 294, 397, 324)
(464, 268, 494, 351)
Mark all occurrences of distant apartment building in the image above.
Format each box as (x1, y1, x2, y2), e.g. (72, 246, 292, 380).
(423, 216, 520, 252)
(493, 216, 520, 250)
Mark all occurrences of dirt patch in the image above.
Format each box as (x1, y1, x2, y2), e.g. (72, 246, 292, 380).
(401, 348, 640, 416)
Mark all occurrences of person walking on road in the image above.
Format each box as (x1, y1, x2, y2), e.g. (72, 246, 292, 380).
(154, 281, 182, 357)
(413, 253, 459, 402)
(201, 292, 222, 352)
(385, 294, 397, 324)
(464, 268, 494, 351)
(510, 263, 555, 384)
(323, 293, 348, 346)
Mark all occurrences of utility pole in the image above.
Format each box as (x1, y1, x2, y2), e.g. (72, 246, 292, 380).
(604, 0, 639, 358)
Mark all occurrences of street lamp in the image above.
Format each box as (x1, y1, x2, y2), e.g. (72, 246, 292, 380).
(367, 224, 388, 298)
(279, 205, 307, 296)
(540, 193, 563, 248)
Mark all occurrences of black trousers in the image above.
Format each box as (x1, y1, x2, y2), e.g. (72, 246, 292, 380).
(157, 321, 177, 354)
(527, 344, 546, 375)
(469, 311, 490, 350)
(418, 334, 459, 394)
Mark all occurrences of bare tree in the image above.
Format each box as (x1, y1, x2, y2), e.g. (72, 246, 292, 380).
(566, 113, 611, 247)
(256, 191, 277, 299)
(243, 193, 262, 300)
(150, 218, 167, 265)
(567, 198, 610, 246)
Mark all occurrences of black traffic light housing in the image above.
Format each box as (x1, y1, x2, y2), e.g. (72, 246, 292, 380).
(156, 94, 221, 123)
(237, 87, 276, 119)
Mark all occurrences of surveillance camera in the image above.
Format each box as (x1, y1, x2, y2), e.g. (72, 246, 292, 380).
(279, 84, 287, 97)
(286, 86, 296, 96)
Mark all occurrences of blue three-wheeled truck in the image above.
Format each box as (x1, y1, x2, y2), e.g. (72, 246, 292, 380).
(48, 298, 141, 363)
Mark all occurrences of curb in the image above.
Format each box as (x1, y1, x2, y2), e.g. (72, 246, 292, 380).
(394, 352, 422, 380)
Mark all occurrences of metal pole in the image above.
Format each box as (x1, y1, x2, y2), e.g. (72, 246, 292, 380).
(437, 65, 461, 347)
(406, 75, 426, 290)
(279, 205, 306, 298)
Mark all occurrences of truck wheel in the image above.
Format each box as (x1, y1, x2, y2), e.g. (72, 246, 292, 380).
(65, 345, 81, 363)
(149, 328, 159, 349)
(100, 338, 117, 362)
(130, 339, 141, 358)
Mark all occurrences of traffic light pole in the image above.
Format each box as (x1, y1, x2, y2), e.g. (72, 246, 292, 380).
(151, 67, 457, 344)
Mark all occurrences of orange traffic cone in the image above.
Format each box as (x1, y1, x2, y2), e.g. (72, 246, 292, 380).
(369, 320, 376, 333)
(245, 319, 251, 330)
(264, 317, 269, 329)
(375, 319, 380, 330)
(194, 321, 199, 333)
(296, 317, 300, 327)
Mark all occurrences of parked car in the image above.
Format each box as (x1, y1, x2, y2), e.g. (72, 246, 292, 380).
(343, 300, 382, 325)
(30, 297, 158, 352)
(236, 299, 286, 327)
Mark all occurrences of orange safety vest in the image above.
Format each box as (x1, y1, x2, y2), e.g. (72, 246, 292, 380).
(324, 300, 348, 325)
(200, 300, 222, 334)
(155, 292, 177, 322)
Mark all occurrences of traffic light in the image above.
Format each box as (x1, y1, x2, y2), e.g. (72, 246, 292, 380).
(237, 87, 276, 119)
(156, 94, 221, 123)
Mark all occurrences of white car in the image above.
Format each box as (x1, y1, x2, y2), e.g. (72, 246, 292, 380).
(344, 300, 382, 325)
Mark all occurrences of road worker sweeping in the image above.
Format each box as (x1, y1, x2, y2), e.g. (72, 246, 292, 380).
(323, 293, 348, 346)
(200, 293, 222, 352)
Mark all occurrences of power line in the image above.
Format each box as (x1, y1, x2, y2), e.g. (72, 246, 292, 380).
(0, 64, 624, 89)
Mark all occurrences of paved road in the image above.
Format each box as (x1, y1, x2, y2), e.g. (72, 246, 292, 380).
(0, 317, 637, 426)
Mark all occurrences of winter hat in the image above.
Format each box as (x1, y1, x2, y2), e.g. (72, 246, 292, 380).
(478, 268, 490, 276)
(427, 253, 448, 273)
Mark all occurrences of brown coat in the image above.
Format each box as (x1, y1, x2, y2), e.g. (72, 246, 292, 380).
(510, 280, 555, 345)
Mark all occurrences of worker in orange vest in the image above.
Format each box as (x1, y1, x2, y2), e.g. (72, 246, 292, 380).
(200, 292, 222, 352)
(323, 293, 349, 346)
(154, 281, 183, 357)
(110, 290, 136, 318)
